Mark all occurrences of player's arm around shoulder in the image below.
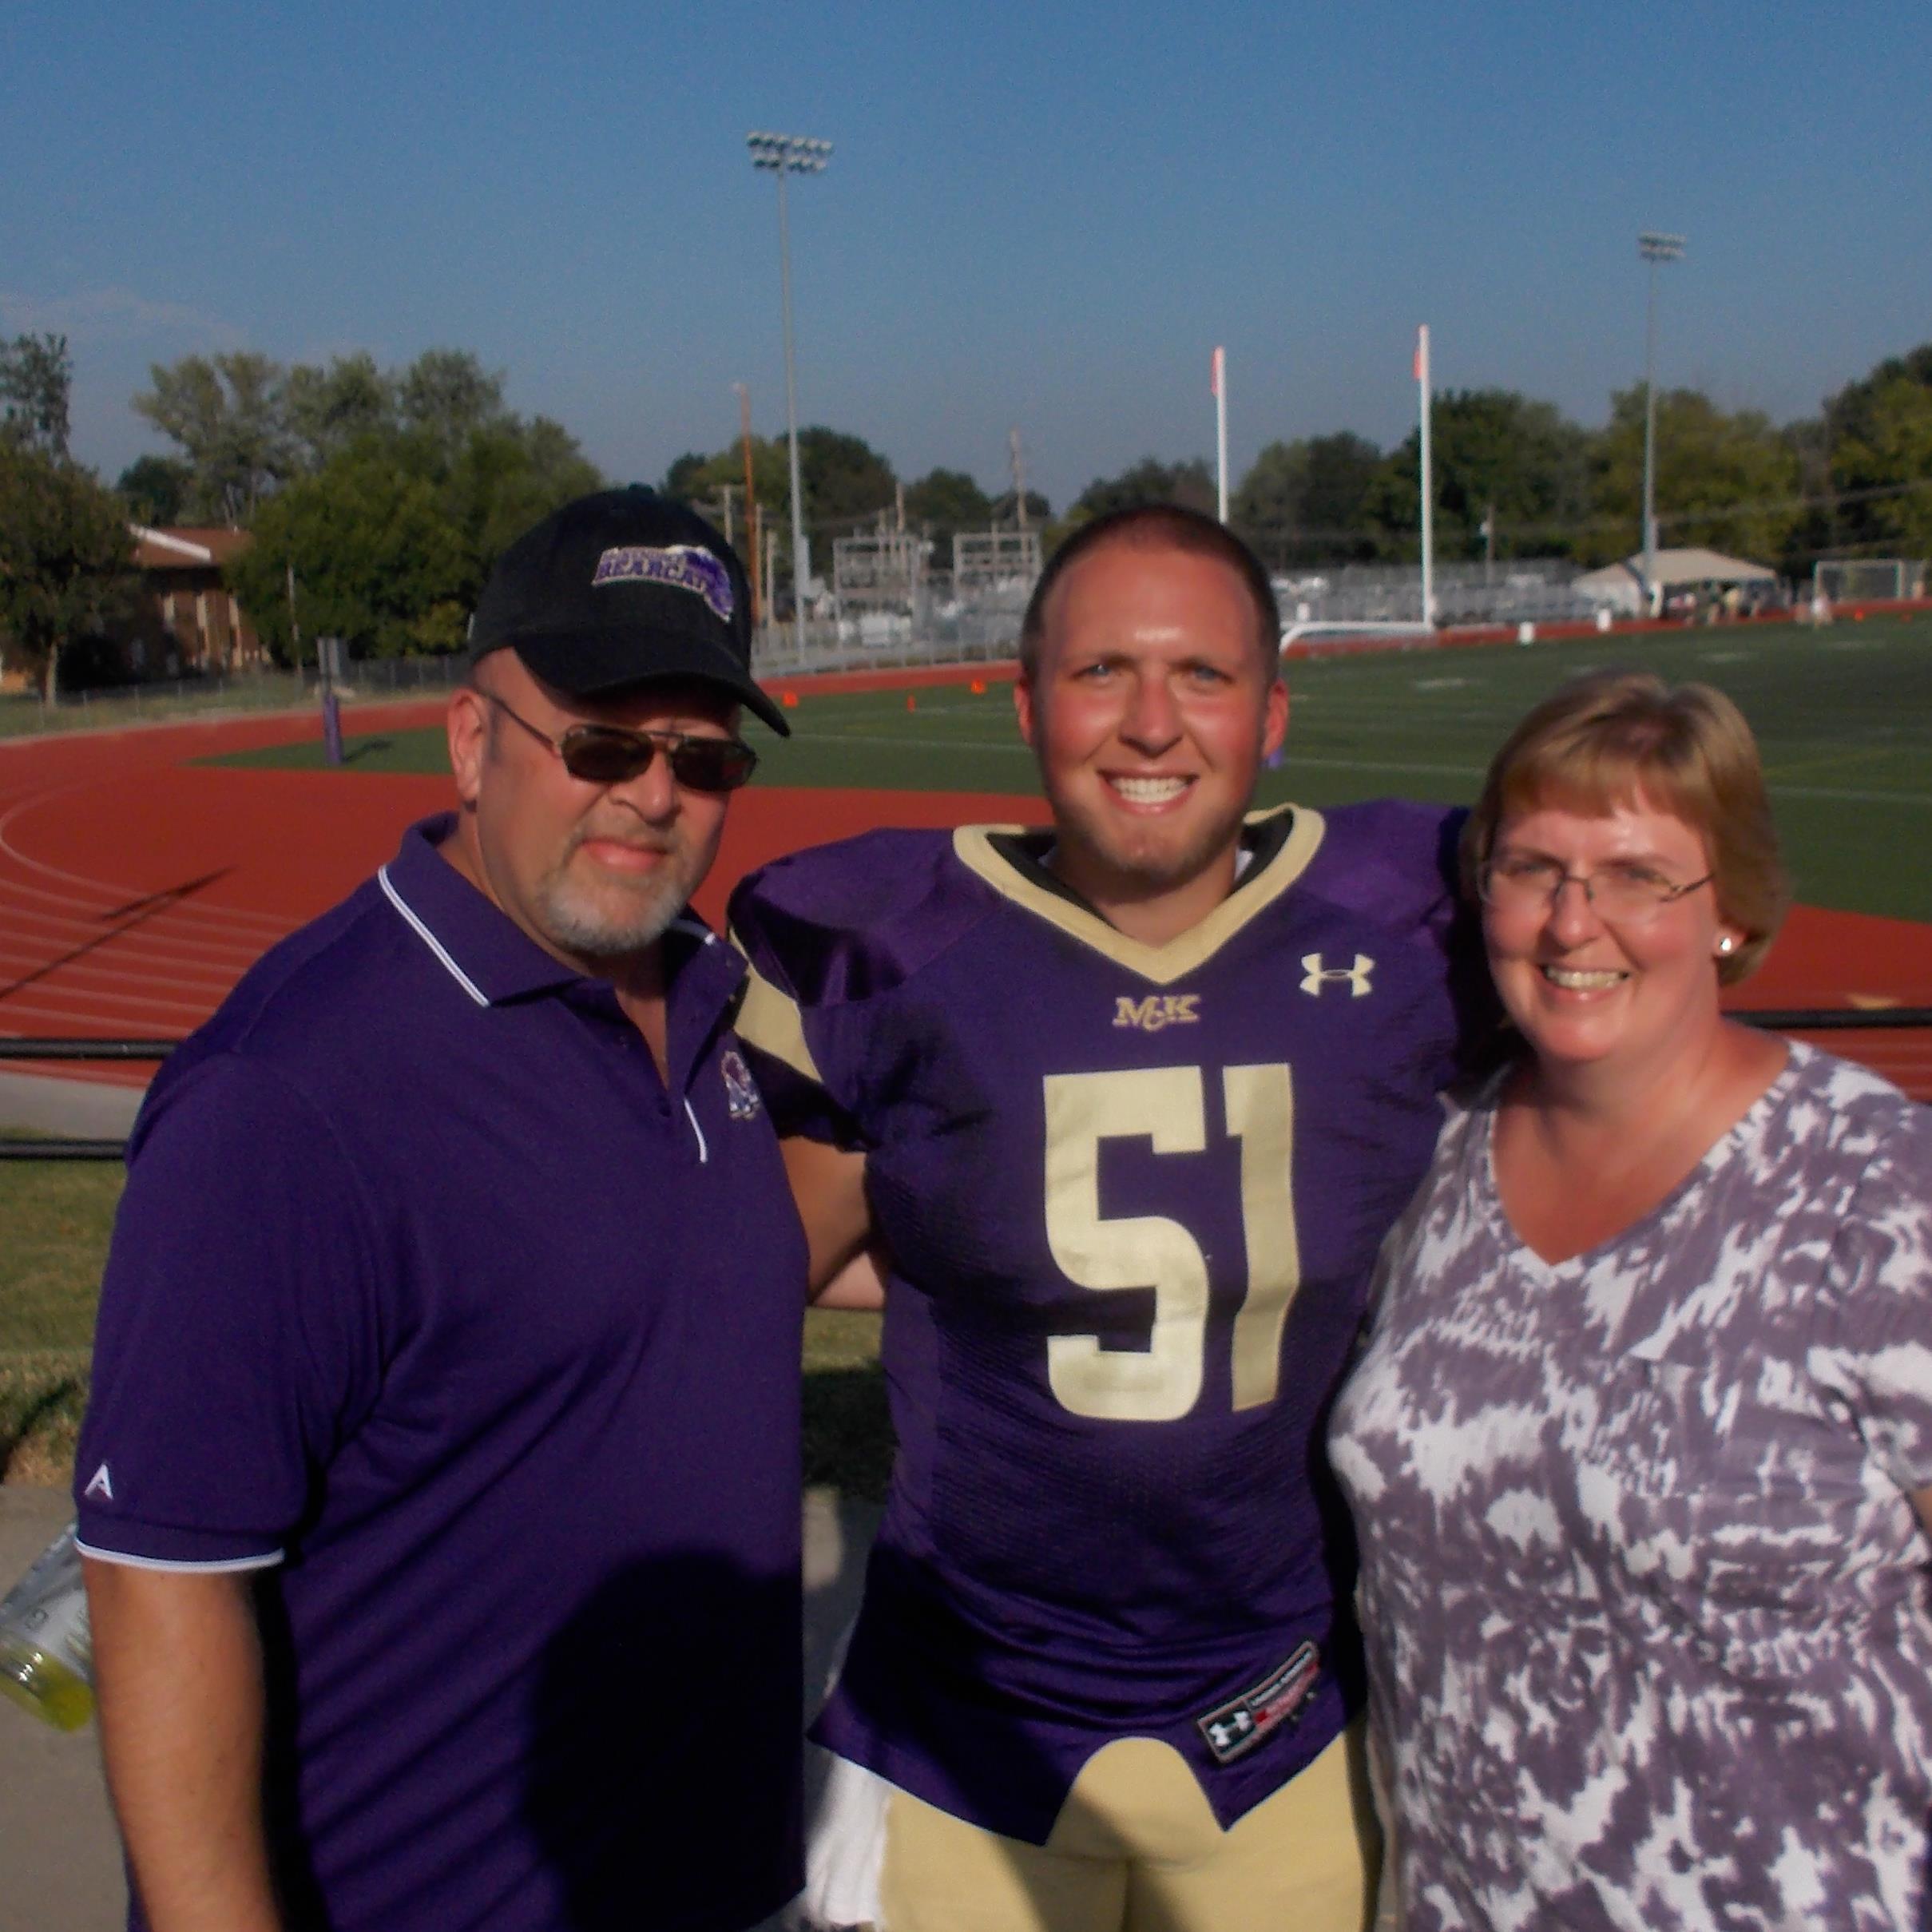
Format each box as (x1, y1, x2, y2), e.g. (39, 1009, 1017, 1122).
(728, 846, 890, 1303)
(780, 1134, 879, 1305)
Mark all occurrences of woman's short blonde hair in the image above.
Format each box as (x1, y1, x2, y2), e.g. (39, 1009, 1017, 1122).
(1460, 669, 1788, 985)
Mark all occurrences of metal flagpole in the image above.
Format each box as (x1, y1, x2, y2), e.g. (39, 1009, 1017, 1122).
(1416, 326, 1434, 628)
(1212, 347, 1228, 524)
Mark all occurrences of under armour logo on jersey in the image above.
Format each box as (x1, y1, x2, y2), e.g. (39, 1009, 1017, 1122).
(1197, 1641, 1320, 1764)
(1299, 953, 1375, 998)
(1113, 994, 1200, 1033)
(720, 1049, 763, 1121)
(84, 1462, 114, 1502)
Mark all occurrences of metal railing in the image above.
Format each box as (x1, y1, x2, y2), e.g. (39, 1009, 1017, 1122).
(4, 1012, 1929, 1160)
(0, 1039, 178, 1160)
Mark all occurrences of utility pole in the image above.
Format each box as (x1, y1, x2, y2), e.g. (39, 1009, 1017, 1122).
(1010, 428, 1028, 532)
(734, 381, 761, 628)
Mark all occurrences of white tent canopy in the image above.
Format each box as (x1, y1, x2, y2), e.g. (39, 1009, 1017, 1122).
(1573, 548, 1779, 614)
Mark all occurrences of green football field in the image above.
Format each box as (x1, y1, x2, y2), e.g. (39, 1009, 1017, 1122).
(219, 614, 1932, 923)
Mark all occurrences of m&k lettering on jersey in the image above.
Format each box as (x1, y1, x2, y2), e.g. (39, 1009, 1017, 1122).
(1299, 952, 1375, 998)
(1113, 993, 1202, 1034)
(590, 544, 736, 622)
(1196, 1642, 1320, 1764)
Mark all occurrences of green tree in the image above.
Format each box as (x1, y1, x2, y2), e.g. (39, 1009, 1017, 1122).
(1589, 387, 1801, 565)
(796, 426, 898, 532)
(1823, 347, 1932, 561)
(1364, 391, 1591, 561)
(987, 488, 1053, 529)
(0, 333, 73, 457)
(1233, 433, 1382, 567)
(904, 467, 993, 558)
(0, 444, 135, 698)
(226, 444, 470, 664)
(395, 348, 509, 466)
(116, 454, 192, 526)
(439, 415, 604, 589)
(1069, 457, 1216, 523)
(133, 351, 293, 522)
(284, 352, 396, 471)
(663, 438, 793, 544)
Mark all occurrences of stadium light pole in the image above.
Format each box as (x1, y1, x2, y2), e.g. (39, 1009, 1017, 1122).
(748, 130, 831, 664)
(1639, 231, 1685, 617)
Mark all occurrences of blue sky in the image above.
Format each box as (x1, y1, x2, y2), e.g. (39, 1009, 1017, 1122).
(4, 0, 1927, 510)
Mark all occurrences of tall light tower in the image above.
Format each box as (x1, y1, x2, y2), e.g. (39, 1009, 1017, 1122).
(1639, 231, 1685, 617)
(748, 130, 831, 663)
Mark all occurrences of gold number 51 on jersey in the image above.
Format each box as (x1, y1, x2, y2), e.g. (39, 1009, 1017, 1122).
(1042, 1065, 1300, 1423)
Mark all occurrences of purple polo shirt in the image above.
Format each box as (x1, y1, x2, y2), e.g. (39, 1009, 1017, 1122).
(76, 815, 807, 1932)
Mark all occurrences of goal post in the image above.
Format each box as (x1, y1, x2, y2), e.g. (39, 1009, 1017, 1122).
(1813, 558, 1927, 606)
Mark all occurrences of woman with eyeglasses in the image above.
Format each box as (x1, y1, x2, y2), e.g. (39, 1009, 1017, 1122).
(1328, 670, 1932, 1930)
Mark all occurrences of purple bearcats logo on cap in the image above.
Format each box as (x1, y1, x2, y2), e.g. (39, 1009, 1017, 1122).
(591, 545, 736, 623)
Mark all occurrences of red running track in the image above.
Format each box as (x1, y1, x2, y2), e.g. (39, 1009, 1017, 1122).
(1, 699, 1927, 1094)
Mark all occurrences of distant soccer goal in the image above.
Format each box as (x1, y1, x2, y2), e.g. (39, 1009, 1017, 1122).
(1813, 558, 1927, 605)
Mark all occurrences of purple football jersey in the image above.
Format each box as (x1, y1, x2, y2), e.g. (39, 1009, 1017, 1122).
(732, 803, 1478, 1843)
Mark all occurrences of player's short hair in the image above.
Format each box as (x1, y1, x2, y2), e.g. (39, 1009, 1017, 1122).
(1018, 505, 1282, 679)
(1461, 669, 1787, 984)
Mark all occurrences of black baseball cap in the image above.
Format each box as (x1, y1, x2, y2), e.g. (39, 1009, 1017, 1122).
(467, 486, 788, 736)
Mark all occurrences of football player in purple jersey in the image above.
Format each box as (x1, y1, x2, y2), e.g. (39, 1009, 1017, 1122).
(732, 504, 1485, 1932)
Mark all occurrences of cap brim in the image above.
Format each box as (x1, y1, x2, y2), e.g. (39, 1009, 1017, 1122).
(511, 629, 791, 737)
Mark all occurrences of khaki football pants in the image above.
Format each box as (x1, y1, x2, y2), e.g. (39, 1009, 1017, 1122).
(873, 1720, 1380, 1932)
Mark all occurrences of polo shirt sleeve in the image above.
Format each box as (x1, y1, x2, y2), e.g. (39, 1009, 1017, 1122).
(74, 1053, 383, 1569)
(1809, 1106, 1932, 1495)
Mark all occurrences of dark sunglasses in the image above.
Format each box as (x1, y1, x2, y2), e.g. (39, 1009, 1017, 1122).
(484, 693, 758, 792)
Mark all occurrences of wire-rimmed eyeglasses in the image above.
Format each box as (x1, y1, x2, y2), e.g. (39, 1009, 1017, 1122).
(1478, 854, 1713, 924)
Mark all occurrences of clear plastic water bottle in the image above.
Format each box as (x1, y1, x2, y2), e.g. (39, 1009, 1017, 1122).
(0, 1521, 94, 1730)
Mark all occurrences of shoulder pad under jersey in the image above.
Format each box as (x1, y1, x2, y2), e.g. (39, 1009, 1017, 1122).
(728, 827, 1003, 1012)
(1295, 799, 1466, 941)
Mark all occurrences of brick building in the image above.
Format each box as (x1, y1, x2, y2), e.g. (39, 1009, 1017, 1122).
(127, 525, 262, 675)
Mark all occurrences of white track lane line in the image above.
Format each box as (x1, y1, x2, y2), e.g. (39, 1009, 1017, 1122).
(0, 784, 299, 939)
(0, 899, 284, 969)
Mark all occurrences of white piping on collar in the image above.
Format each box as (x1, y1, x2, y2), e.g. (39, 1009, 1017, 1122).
(684, 1097, 709, 1164)
(379, 865, 490, 1008)
(670, 916, 716, 946)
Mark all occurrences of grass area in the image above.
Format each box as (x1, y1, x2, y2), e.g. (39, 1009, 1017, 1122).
(211, 614, 1932, 922)
(0, 1146, 894, 1498)
(802, 1311, 891, 1503)
(0, 1152, 121, 1485)
(0, 675, 314, 740)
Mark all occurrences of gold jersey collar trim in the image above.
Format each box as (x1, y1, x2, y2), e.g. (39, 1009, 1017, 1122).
(951, 803, 1327, 986)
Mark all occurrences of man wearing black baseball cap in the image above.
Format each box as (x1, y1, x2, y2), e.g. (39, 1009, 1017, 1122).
(81, 489, 810, 1932)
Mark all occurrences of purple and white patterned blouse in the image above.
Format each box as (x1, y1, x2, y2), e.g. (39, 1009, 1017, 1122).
(1331, 1041, 1932, 1930)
